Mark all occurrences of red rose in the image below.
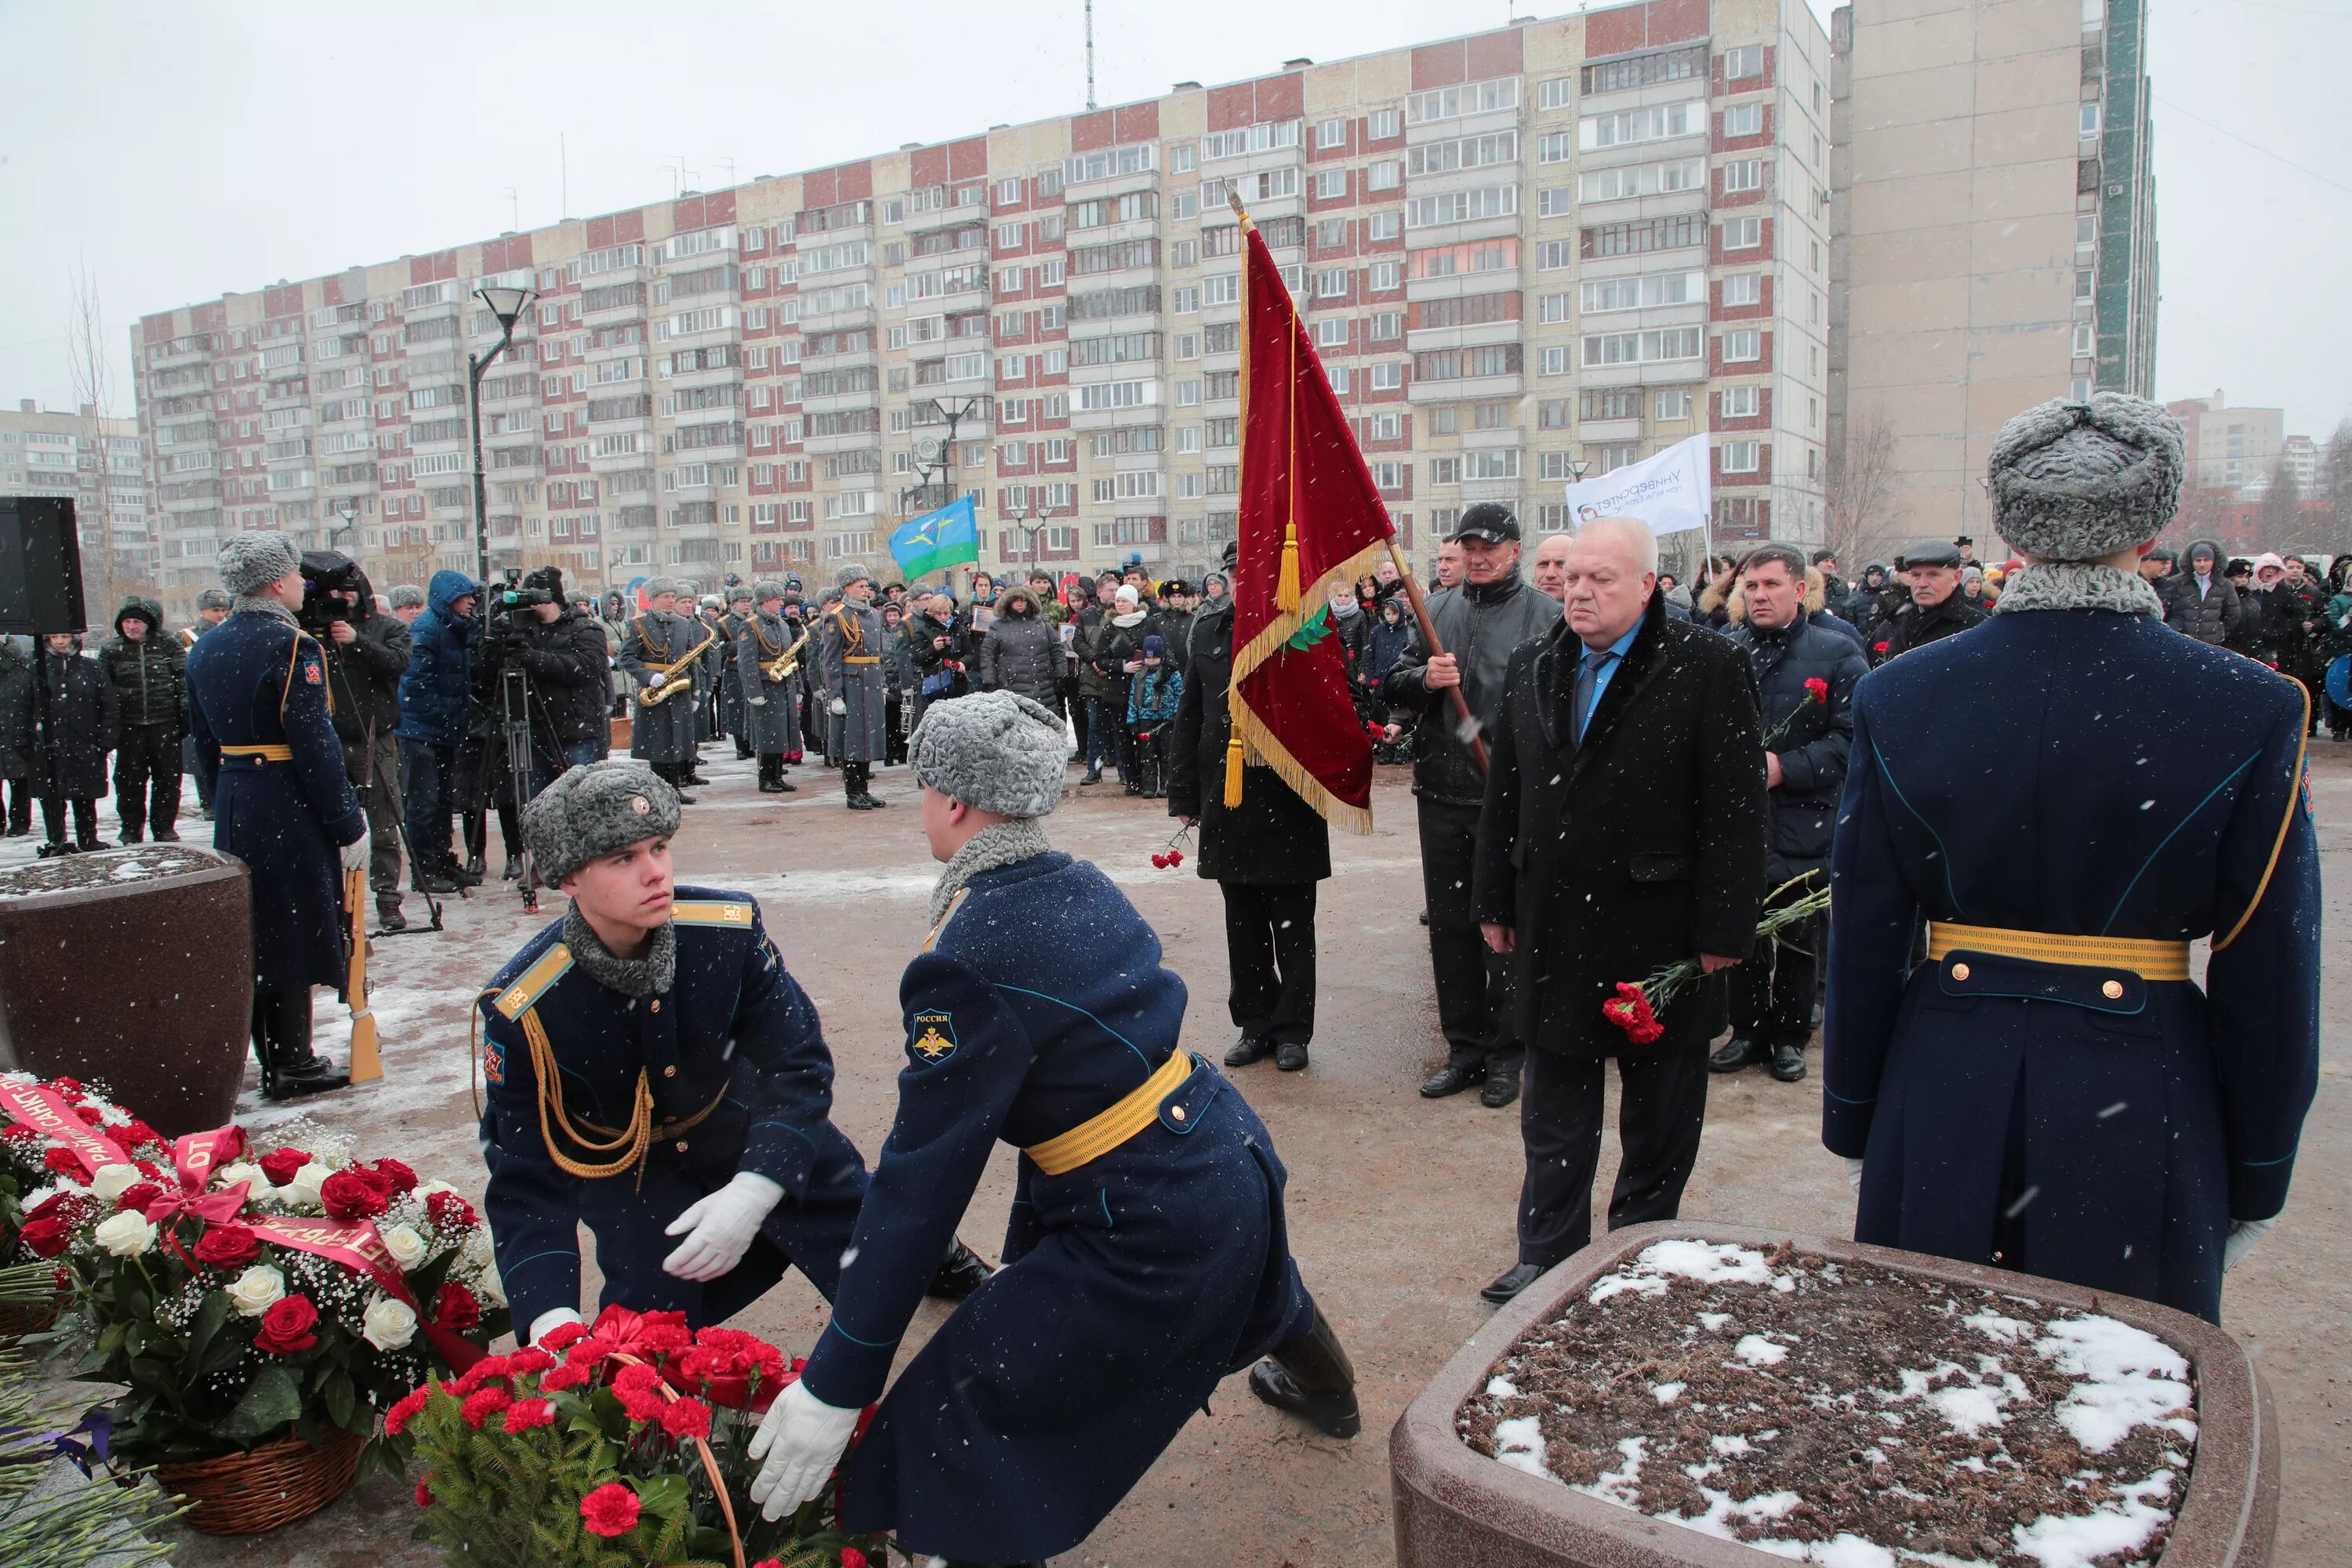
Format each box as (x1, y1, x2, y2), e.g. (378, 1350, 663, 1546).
(459, 1387, 513, 1429)
(257, 1147, 310, 1187)
(384, 1385, 431, 1436)
(193, 1225, 260, 1268)
(424, 1190, 478, 1231)
(432, 1281, 481, 1333)
(840, 1550, 867, 1568)
(579, 1483, 641, 1537)
(416, 1479, 435, 1507)
(115, 1181, 164, 1214)
(42, 1149, 81, 1178)
(657, 1397, 713, 1441)
(47, 1077, 83, 1094)
(254, 1294, 321, 1354)
(368, 1158, 419, 1196)
(18, 1216, 71, 1258)
(320, 1169, 389, 1221)
(24, 1192, 65, 1221)
(117, 1120, 162, 1151)
(501, 1396, 556, 1433)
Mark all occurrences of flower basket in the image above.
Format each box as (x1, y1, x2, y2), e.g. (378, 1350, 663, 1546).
(156, 1424, 367, 1535)
(0, 1295, 60, 1339)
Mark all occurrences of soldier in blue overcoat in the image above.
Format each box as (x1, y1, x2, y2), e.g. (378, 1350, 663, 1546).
(184, 532, 369, 1101)
(615, 579, 709, 800)
(747, 692, 1359, 1568)
(476, 759, 988, 1345)
(1825, 394, 2321, 1325)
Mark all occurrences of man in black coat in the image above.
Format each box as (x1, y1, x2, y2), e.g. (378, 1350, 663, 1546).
(1472, 517, 1768, 1304)
(27, 632, 119, 855)
(1878, 539, 1986, 660)
(478, 565, 612, 877)
(1169, 541, 1332, 1073)
(1382, 503, 1559, 1109)
(309, 558, 412, 927)
(1711, 544, 1868, 1083)
(98, 597, 187, 844)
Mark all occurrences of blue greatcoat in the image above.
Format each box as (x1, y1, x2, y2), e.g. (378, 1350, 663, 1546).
(185, 609, 367, 992)
(799, 848, 1315, 1563)
(476, 890, 869, 1334)
(1825, 605, 2321, 1323)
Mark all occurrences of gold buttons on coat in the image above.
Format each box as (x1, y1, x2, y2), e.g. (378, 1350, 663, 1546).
(674, 1140, 689, 1153)
(1170, 1105, 1187, 1122)
(1950, 963, 1971, 982)
(650, 1000, 662, 1013)
(663, 1065, 677, 1077)
(2102, 980, 2125, 1000)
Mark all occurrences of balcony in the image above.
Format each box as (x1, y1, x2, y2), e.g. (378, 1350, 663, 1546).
(801, 387, 882, 418)
(1407, 372, 1522, 405)
(797, 303, 875, 336)
(1406, 266, 1523, 304)
(1406, 318, 1524, 354)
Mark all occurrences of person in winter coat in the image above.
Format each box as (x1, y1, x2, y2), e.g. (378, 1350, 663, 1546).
(906, 592, 973, 734)
(879, 602, 916, 765)
(1147, 580, 1197, 673)
(1083, 586, 1152, 788)
(2320, 566, 2352, 741)
(1711, 545, 1868, 1083)
(1124, 633, 1184, 798)
(1877, 540, 1986, 660)
(2164, 539, 2244, 647)
(737, 579, 806, 793)
(24, 632, 118, 855)
(978, 586, 1062, 710)
(98, 597, 187, 844)
(481, 569, 611, 883)
(0, 639, 32, 836)
(2235, 554, 2300, 668)
(302, 560, 412, 923)
(396, 568, 481, 892)
(1072, 576, 1123, 782)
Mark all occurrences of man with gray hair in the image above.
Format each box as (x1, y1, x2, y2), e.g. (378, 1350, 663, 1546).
(388, 583, 427, 626)
(815, 564, 891, 809)
(1827, 393, 2319, 1323)
(615, 578, 707, 802)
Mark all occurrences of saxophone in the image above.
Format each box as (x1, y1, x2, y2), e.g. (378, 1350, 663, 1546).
(763, 628, 811, 684)
(637, 621, 718, 706)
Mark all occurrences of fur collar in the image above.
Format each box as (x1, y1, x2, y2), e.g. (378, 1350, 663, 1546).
(1991, 563, 2165, 618)
(231, 596, 299, 626)
(928, 818, 1053, 925)
(562, 903, 678, 998)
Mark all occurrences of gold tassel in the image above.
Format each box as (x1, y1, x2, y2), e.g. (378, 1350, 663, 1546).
(1223, 731, 1246, 808)
(1276, 520, 1301, 612)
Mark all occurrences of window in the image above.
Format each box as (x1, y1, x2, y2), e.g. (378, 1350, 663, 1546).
(1536, 239, 1575, 270)
(1723, 103, 1764, 138)
(1316, 117, 1348, 149)
(1314, 318, 1348, 347)
(2073, 321, 2096, 356)
(1580, 102, 1700, 151)
(1316, 267, 1352, 300)
(1580, 271, 1704, 313)
(1537, 292, 1571, 324)
(2071, 376, 2094, 401)
(1721, 272, 1762, 307)
(1369, 310, 1403, 341)
(1407, 132, 1519, 177)
(1315, 169, 1348, 200)
(1721, 385, 1760, 418)
(1719, 440, 1761, 474)
(1368, 108, 1401, 140)
(1537, 77, 1573, 111)
(1654, 390, 1691, 420)
(1065, 142, 1157, 184)
(1428, 457, 1461, 485)
(1416, 292, 1516, 328)
(1724, 45, 1763, 81)
(1537, 187, 1573, 218)
(1203, 120, 1302, 161)
(1722, 159, 1763, 193)
(1172, 286, 1200, 314)
(1413, 344, 1522, 380)
(1463, 449, 1520, 481)
(2077, 213, 2098, 249)
(1406, 186, 1519, 227)
(1536, 132, 1573, 165)
(1721, 328, 1762, 362)
(2080, 103, 2101, 136)
(1408, 78, 1520, 124)
(1722, 216, 1762, 249)
(1369, 362, 1404, 390)
(1539, 345, 1572, 376)
(1581, 44, 1707, 95)
(1367, 161, 1402, 191)
(2074, 268, 2095, 300)
(1581, 328, 1702, 367)
(1584, 213, 1710, 256)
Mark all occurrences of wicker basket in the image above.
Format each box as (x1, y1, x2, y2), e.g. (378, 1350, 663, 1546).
(156, 1425, 366, 1535)
(0, 1296, 60, 1339)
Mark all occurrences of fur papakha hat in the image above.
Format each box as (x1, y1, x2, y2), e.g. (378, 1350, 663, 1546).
(836, 563, 874, 590)
(218, 531, 301, 597)
(753, 579, 787, 603)
(523, 759, 683, 884)
(1987, 393, 2186, 561)
(909, 690, 1067, 820)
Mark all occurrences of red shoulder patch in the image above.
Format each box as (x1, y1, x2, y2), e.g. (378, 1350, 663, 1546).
(303, 659, 323, 685)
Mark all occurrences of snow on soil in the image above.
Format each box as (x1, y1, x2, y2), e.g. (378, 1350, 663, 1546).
(1458, 1240, 2198, 1568)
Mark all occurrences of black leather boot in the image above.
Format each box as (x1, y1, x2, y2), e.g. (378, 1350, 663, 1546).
(1247, 1309, 1360, 1439)
(254, 991, 349, 1102)
(924, 1240, 995, 1300)
(844, 764, 869, 810)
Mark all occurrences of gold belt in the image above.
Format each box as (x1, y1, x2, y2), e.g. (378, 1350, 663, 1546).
(844, 655, 879, 664)
(1025, 1050, 1194, 1178)
(1925, 921, 2191, 982)
(220, 743, 293, 762)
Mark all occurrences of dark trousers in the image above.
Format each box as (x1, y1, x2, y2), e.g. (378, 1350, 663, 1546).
(249, 986, 314, 1067)
(7, 779, 33, 833)
(1084, 695, 1123, 775)
(1731, 883, 1822, 1049)
(39, 797, 98, 846)
(345, 734, 404, 895)
(184, 734, 212, 811)
(114, 723, 183, 839)
(1417, 797, 1523, 1076)
(399, 738, 459, 880)
(1219, 880, 1318, 1045)
(1516, 1042, 1710, 1269)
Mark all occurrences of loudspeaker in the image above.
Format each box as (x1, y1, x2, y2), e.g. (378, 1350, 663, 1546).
(0, 497, 85, 637)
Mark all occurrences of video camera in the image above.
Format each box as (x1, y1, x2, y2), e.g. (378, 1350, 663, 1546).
(298, 550, 368, 637)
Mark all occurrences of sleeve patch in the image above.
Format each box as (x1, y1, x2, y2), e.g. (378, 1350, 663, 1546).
(485, 1038, 506, 1086)
(303, 658, 323, 685)
(909, 1011, 958, 1067)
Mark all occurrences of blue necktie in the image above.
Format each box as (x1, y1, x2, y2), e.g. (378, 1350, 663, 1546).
(1573, 649, 1617, 746)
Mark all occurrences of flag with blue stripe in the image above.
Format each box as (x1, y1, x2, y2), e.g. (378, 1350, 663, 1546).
(889, 494, 980, 581)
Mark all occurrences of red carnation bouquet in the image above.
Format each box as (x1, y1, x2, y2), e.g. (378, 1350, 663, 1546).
(6, 1094, 508, 1469)
(1602, 873, 1831, 1045)
(400, 1304, 882, 1568)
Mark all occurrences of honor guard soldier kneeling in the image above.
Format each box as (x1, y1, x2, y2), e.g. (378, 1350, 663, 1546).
(747, 691, 1359, 1568)
(475, 759, 990, 1345)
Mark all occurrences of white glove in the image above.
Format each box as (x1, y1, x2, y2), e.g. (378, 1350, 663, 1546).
(661, 1171, 785, 1281)
(528, 1306, 583, 1345)
(339, 833, 370, 873)
(828, 696, 848, 716)
(1845, 1156, 1865, 1192)
(648, 671, 666, 688)
(750, 695, 768, 707)
(2223, 1217, 2273, 1272)
(748, 1378, 860, 1522)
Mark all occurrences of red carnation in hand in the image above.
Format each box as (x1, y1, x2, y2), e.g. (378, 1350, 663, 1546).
(255, 1295, 321, 1354)
(432, 1281, 481, 1333)
(1871, 640, 1890, 655)
(579, 1483, 641, 1538)
(1804, 677, 1829, 704)
(501, 1396, 557, 1433)
(321, 1169, 390, 1221)
(42, 1148, 81, 1178)
(1150, 853, 1170, 869)
(1168, 849, 1184, 866)
(192, 1225, 260, 1269)
(258, 1147, 310, 1187)
(459, 1386, 514, 1429)
(368, 1158, 419, 1196)
(115, 1181, 164, 1214)
(1601, 982, 1666, 1047)
(18, 1216, 71, 1258)
(658, 1396, 713, 1441)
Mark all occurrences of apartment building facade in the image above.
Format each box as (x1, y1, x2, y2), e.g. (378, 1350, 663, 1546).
(1827, 0, 2157, 554)
(1, 400, 151, 622)
(131, 0, 1834, 620)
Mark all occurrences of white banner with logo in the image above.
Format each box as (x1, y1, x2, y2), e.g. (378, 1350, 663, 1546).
(1559, 433, 1712, 537)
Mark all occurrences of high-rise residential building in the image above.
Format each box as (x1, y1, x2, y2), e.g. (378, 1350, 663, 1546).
(2279, 433, 2318, 493)
(2166, 390, 2286, 495)
(130, 0, 1838, 621)
(1827, 0, 2157, 557)
(1, 399, 152, 621)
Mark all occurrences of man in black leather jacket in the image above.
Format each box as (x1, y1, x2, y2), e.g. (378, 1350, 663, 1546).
(312, 561, 412, 927)
(1381, 504, 1561, 1109)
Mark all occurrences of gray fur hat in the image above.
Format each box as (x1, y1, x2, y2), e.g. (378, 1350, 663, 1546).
(836, 562, 873, 590)
(523, 759, 683, 884)
(909, 691, 1066, 819)
(641, 575, 681, 601)
(726, 584, 754, 604)
(195, 587, 233, 612)
(1988, 394, 2186, 561)
(388, 583, 426, 610)
(700, 594, 724, 610)
(753, 579, 786, 603)
(218, 531, 300, 596)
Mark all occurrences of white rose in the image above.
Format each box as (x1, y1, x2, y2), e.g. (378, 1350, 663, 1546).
(280, 1162, 330, 1211)
(380, 1224, 429, 1270)
(92, 1210, 156, 1258)
(361, 1295, 418, 1352)
(215, 1161, 263, 1191)
(476, 1262, 506, 1308)
(227, 1265, 285, 1316)
(89, 1163, 140, 1202)
(418, 1178, 461, 1200)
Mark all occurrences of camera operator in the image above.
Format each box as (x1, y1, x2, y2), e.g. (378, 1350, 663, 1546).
(301, 553, 412, 931)
(470, 565, 610, 880)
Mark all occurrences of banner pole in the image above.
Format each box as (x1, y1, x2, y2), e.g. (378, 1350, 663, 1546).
(1382, 538, 1488, 776)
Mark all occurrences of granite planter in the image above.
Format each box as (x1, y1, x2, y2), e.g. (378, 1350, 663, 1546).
(1392, 1221, 2278, 1568)
(0, 845, 252, 1137)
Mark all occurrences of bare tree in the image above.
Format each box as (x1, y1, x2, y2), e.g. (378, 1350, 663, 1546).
(2258, 455, 2303, 549)
(1822, 408, 1907, 570)
(2317, 421, 2352, 557)
(63, 258, 130, 622)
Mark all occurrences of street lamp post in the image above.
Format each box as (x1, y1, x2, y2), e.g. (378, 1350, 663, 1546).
(328, 500, 361, 550)
(468, 284, 537, 586)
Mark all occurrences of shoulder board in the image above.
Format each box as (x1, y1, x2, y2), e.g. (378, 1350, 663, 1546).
(922, 887, 971, 954)
(493, 942, 575, 1019)
(672, 900, 755, 929)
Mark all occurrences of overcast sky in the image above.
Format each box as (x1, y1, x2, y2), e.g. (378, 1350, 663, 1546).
(1, 0, 2343, 436)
